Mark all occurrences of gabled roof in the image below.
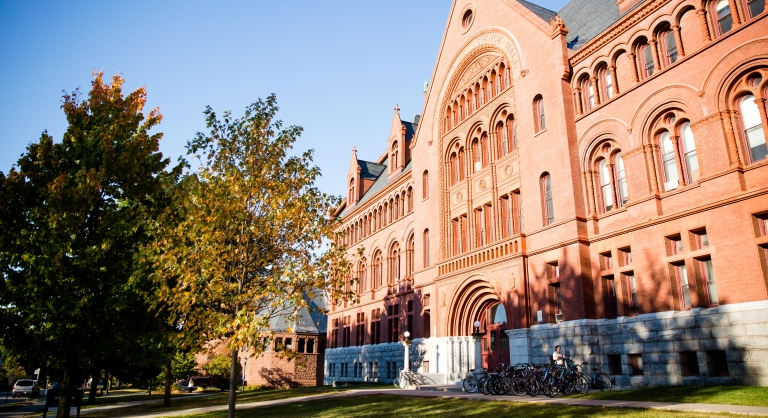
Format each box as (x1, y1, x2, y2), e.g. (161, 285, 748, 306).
(402, 120, 418, 141)
(518, 0, 557, 22)
(358, 160, 386, 180)
(269, 294, 327, 334)
(559, 0, 622, 50)
(337, 157, 412, 219)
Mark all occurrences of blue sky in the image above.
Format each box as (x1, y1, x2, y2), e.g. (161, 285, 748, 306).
(0, 0, 569, 197)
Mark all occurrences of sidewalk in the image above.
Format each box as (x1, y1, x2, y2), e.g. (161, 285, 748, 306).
(116, 388, 768, 417)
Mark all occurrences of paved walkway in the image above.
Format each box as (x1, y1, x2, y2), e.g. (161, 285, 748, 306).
(95, 389, 768, 417)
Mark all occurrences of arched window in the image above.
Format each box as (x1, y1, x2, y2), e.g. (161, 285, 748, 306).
(740, 95, 768, 162)
(680, 122, 700, 183)
(472, 138, 482, 172)
(659, 28, 678, 65)
(358, 260, 367, 293)
(714, 0, 733, 35)
(746, 0, 765, 18)
(660, 131, 680, 191)
(598, 159, 614, 212)
(614, 152, 628, 206)
(373, 250, 382, 288)
(348, 178, 355, 203)
(508, 116, 517, 151)
(389, 243, 400, 284)
(458, 148, 466, 180)
(638, 40, 654, 79)
(582, 77, 596, 111)
(406, 234, 415, 280)
(600, 66, 614, 100)
(541, 173, 554, 225)
(533, 95, 546, 132)
(391, 141, 399, 171)
(423, 170, 429, 199)
(481, 133, 490, 167)
(496, 122, 507, 157)
(423, 229, 430, 268)
(450, 153, 458, 185)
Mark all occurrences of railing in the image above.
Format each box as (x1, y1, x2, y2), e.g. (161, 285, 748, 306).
(437, 234, 525, 276)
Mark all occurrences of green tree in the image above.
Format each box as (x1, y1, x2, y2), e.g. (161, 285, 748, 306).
(148, 95, 352, 418)
(172, 351, 199, 382)
(0, 73, 179, 417)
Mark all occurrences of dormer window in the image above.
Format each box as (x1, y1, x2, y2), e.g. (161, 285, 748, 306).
(391, 141, 399, 173)
(348, 178, 355, 203)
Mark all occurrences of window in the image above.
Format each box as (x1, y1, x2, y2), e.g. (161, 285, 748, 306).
(692, 229, 709, 249)
(387, 304, 400, 343)
(669, 235, 684, 255)
(307, 338, 315, 353)
(423, 229, 430, 268)
(600, 252, 613, 270)
(619, 247, 632, 266)
(678, 123, 700, 182)
(680, 352, 700, 376)
(534, 96, 546, 132)
(388, 243, 400, 285)
(547, 261, 560, 279)
(660, 131, 679, 191)
(608, 354, 622, 375)
(746, 0, 765, 18)
(674, 263, 692, 309)
(515, 191, 523, 232)
(701, 258, 719, 306)
(452, 215, 468, 255)
(598, 159, 614, 212)
(661, 30, 678, 65)
(373, 251, 382, 288)
(550, 283, 563, 322)
(582, 77, 595, 111)
(474, 204, 493, 246)
(371, 309, 381, 345)
(756, 213, 768, 237)
(407, 301, 413, 334)
(740, 95, 767, 163)
(715, 0, 733, 35)
(423, 170, 429, 199)
(542, 173, 554, 225)
(348, 179, 355, 203)
(707, 351, 729, 376)
(391, 141, 399, 172)
(356, 313, 365, 346)
(298, 338, 305, 353)
(500, 194, 518, 237)
(406, 235, 415, 280)
(615, 153, 628, 206)
(625, 272, 639, 315)
(640, 42, 654, 78)
(629, 354, 644, 375)
(423, 309, 431, 338)
(605, 276, 619, 318)
(601, 67, 614, 100)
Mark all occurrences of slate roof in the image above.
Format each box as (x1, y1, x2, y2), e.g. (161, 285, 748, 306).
(269, 294, 327, 334)
(337, 157, 413, 219)
(517, 0, 640, 51)
(358, 160, 386, 180)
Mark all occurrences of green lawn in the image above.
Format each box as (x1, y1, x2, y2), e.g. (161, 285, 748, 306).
(170, 394, 737, 418)
(567, 385, 768, 407)
(77, 384, 393, 418)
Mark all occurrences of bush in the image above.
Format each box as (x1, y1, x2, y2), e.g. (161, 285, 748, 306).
(202, 354, 241, 379)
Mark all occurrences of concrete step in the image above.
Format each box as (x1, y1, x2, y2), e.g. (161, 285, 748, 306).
(415, 384, 464, 393)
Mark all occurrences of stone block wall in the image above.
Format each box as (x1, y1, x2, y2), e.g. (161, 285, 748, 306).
(513, 300, 768, 387)
(323, 342, 405, 384)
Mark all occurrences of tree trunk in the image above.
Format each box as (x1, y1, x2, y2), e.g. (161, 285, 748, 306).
(56, 368, 73, 418)
(164, 359, 172, 407)
(87, 369, 99, 405)
(228, 349, 238, 418)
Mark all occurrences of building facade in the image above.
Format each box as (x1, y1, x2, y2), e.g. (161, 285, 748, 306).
(325, 0, 768, 387)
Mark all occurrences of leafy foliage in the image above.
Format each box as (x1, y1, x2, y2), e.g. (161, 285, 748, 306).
(203, 354, 240, 379)
(171, 352, 199, 382)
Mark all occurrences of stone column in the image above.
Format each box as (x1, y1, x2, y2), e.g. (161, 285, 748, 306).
(649, 39, 661, 72)
(670, 135, 686, 186)
(608, 163, 619, 208)
(697, 9, 712, 42)
(627, 53, 640, 83)
(573, 88, 583, 115)
(591, 76, 601, 106)
(609, 65, 619, 95)
(644, 144, 660, 193)
(672, 24, 685, 57)
(402, 340, 412, 372)
(721, 110, 742, 165)
(727, 0, 742, 26)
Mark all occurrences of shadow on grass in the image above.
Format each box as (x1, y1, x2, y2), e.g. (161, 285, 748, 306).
(566, 385, 768, 407)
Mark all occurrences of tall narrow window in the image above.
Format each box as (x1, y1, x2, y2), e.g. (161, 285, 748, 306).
(662, 30, 678, 65)
(715, 0, 733, 35)
(602, 68, 614, 100)
(740, 95, 767, 162)
(509, 117, 517, 151)
(458, 148, 466, 180)
(406, 235, 415, 280)
(640, 42, 654, 78)
(514, 191, 523, 233)
(660, 131, 680, 191)
(626, 273, 639, 315)
(423, 229, 430, 268)
(542, 174, 554, 225)
(475, 208, 485, 246)
(747, 0, 765, 18)
(497, 122, 508, 157)
(423, 171, 429, 199)
(614, 152, 628, 206)
(534, 96, 546, 132)
(484, 203, 493, 243)
(501, 195, 513, 238)
(481, 134, 490, 168)
(472, 139, 482, 172)
(599, 159, 614, 212)
(349, 179, 355, 203)
(675, 263, 692, 309)
(701, 258, 719, 306)
(605, 276, 619, 318)
(681, 123, 700, 182)
(450, 153, 458, 185)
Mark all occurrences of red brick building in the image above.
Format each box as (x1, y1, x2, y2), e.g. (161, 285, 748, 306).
(326, 0, 768, 387)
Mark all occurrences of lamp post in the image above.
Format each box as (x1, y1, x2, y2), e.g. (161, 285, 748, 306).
(471, 320, 484, 370)
(402, 331, 412, 372)
(241, 357, 247, 392)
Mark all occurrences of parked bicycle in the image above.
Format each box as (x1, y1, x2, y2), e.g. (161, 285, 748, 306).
(461, 368, 485, 393)
(393, 368, 436, 388)
(578, 363, 612, 391)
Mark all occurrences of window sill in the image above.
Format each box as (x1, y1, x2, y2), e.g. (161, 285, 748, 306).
(534, 128, 547, 137)
(659, 181, 700, 198)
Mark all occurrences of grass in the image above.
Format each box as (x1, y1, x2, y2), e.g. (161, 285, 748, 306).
(75, 383, 393, 418)
(169, 394, 740, 418)
(567, 385, 768, 407)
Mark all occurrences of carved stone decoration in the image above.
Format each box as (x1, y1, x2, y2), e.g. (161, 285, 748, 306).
(458, 55, 496, 87)
(456, 192, 464, 202)
(442, 292, 446, 307)
(504, 165, 513, 176)
(549, 15, 568, 39)
(479, 179, 487, 190)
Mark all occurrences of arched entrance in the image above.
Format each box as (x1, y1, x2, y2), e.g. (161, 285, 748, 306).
(447, 277, 509, 370)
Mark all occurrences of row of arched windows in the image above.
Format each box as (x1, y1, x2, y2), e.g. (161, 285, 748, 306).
(352, 230, 430, 293)
(574, 0, 765, 116)
(342, 185, 414, 246)
(443, 60, 511, 134)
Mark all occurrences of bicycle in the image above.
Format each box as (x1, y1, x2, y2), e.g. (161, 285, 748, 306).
(579, 363, 612, 391)
(462, 368, 485, 393)
(393, 368, 436, 389)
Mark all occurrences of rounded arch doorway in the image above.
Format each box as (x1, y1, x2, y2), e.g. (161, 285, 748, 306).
(481, 303, 509, 370)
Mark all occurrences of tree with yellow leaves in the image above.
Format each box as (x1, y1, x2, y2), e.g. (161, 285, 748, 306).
(147, 95, 352, 417)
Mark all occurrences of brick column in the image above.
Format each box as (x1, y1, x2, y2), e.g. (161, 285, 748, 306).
(590, 170, 600, 213)
(721, 110, 742, 165)
(672, 24, 685, 57)
(583, 171, 596, 216)
(573, 88, 583, 115)
(644, 144, 660, 193)
(609, 65, 619, 95)
(697, 9, 712, 42)
(727, 0, 742, 26)
(591, 76, 601, 105)
(670, 135, 686, 186)
(649, 39, 662, 72)
(627, 53, 640, 83)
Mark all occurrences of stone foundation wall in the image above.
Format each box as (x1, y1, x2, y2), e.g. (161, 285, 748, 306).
(510, 300, 768, 386)
(323, 342, 405, 384)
